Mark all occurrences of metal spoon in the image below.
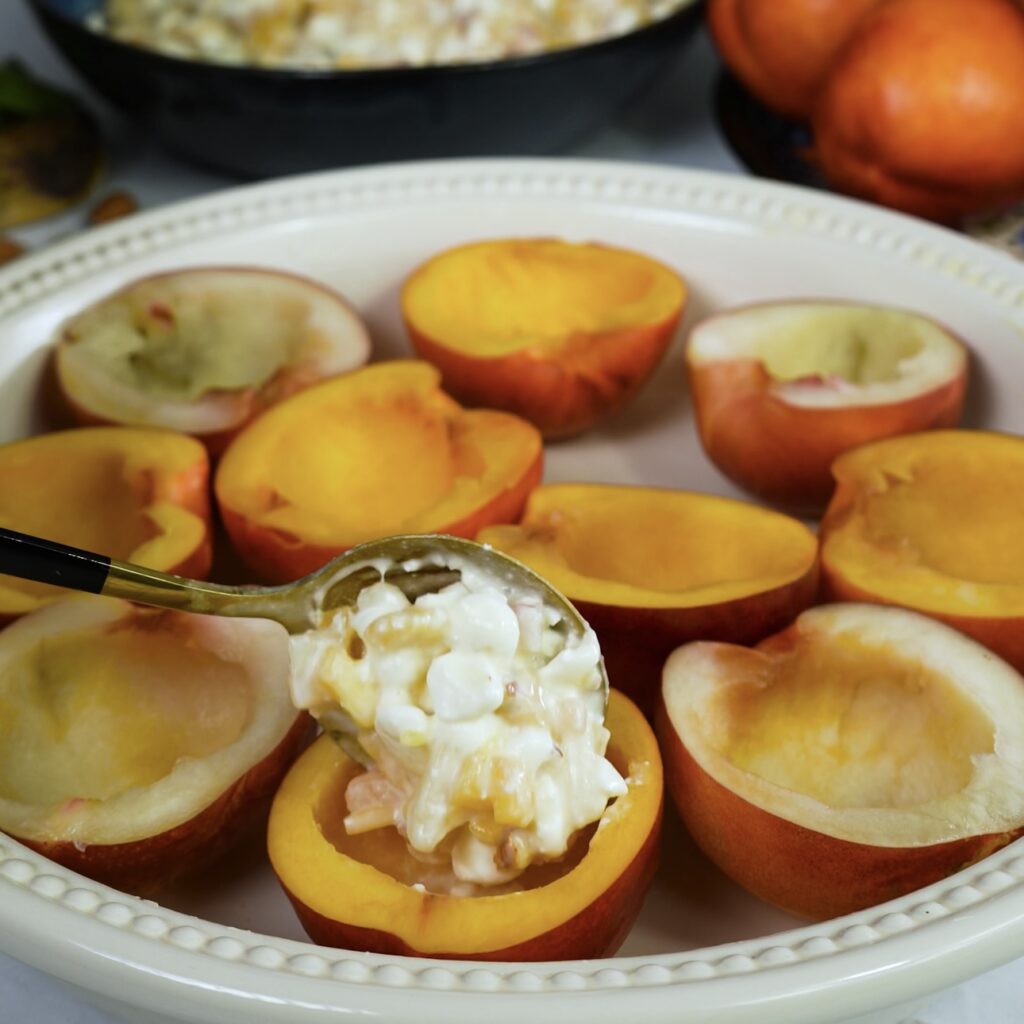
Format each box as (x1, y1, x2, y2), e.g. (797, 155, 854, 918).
(0, 527, 605, 694)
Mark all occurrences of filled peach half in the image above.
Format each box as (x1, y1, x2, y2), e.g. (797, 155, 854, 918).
(0, 427, 212, 620)
(215, 361, 542, 583)
(819, 429, 1024, 671)
(268, 689, 662, 960)
(657, 603, 1024, 920)
(687, 302, 968, 510)
(401, 238, 686, 438)
(53, 267, 371, 454)
(478, 484, 819, 714)
(0, 596, 310, 894)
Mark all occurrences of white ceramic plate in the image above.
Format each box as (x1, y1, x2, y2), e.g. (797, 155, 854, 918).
(1, 158, 1024, 1024)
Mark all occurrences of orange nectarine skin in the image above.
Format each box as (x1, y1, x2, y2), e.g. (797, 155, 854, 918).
(655, 694, 1018, 920)
(812, 0, 1024, 222)
(407, 320, 681, 441)
(20, 714, 313, 896)
(708, 0, 883, 119)
(688, 358, 967, 511)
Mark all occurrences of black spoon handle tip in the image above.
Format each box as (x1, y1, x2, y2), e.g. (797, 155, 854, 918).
(0, 526, 112, 594)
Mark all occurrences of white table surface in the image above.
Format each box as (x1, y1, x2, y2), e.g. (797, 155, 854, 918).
(1, 4, 1022, 1021)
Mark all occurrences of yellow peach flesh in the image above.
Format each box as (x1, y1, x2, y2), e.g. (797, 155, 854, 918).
(402, 240, 685, 357)
(0, 430, 208, 613)
(481, 486, 816, 608)
(824, 432, 1024, 613)
(216, 362, 540, 548)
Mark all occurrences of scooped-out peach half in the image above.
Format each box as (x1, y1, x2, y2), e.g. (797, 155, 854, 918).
(268, 690, 662, 961)
(401, 238, 686, 438)
(687, 301, 968, 511)
(479, 484, 819, 714)
(0, 427, 212, 620)
(820, 429, 1024, 671)
(215, 361, 543, 583)
(53, 267, 371, 454)
(0, 596, 310, 895)
(657, 603, 1024, 920)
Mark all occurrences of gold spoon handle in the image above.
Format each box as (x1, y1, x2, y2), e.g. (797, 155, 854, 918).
(0, 527, 309, 631)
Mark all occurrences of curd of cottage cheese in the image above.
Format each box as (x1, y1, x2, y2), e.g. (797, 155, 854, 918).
(289, 559, 624, 890)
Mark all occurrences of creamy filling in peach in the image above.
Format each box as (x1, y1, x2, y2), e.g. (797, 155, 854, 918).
(59, 272, 334, 403)
(402, 239, 685, 356)
(689, 302, 965, 408)
(0, 626, 249, 807)
(314, 761, 598, 897)
(719, 635, 994, 810)
(289, 562, 623, 892)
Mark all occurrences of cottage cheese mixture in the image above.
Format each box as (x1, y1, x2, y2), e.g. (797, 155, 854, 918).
(289, 561, 624, 891)
(99, 0, 688, 69)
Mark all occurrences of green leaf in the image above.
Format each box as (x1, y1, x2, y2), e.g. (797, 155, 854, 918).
(0, 61, 75, 128)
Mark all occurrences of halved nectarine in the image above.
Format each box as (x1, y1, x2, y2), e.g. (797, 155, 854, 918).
(687, 301, 968, 510)
(268, 689, 662, 960)
(0, 427, 212, 620)
(53, 267, 371, 454)
(0, 596, 309, 894)
(819, 429, 1024, 671)
(708, 0, 883, 119)
(478, 484, 819, 714)
(215, 361, 542, 583)
(657, 603, 1024, 920)
(401, 239, 686, 438)
(813, 0, 1024, 223)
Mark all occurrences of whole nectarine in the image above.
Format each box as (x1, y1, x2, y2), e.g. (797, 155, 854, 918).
(708, 0, 883, 119)
(813, 0, 1024, 222)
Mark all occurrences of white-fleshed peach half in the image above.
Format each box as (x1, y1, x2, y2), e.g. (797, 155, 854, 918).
(54, 266, 371, 452)
(686, 301, 968, 509)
